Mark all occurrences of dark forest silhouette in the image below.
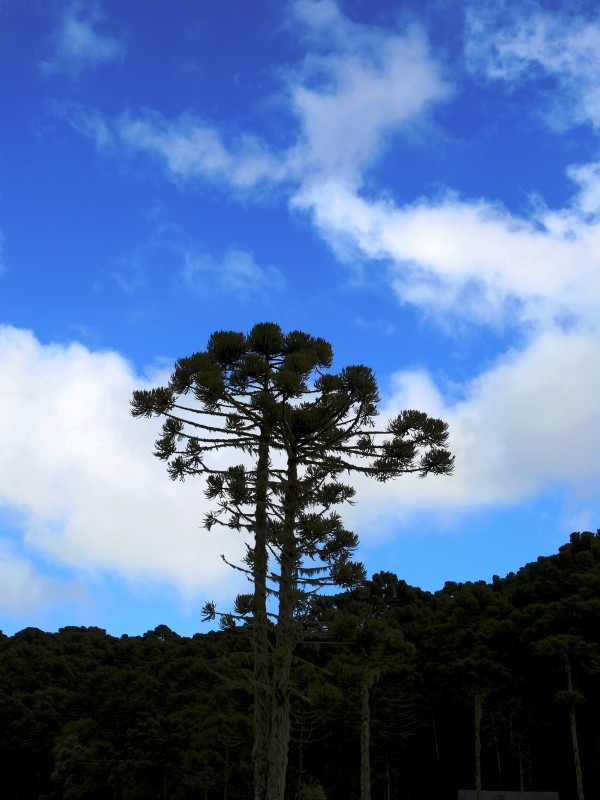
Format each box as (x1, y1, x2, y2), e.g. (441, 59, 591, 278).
(2, 530, 599, 800)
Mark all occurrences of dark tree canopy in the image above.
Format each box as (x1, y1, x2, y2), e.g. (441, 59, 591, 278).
(1, 532, 600, 800)
(131, 322, 454, 615)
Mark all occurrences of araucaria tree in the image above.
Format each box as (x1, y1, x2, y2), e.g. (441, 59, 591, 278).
(131, 322, 454, 800)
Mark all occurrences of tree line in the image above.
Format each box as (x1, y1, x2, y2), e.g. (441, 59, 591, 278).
(1, 529, 599, 800)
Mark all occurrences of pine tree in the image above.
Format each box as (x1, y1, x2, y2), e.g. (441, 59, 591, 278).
(131, 322, 454, 800)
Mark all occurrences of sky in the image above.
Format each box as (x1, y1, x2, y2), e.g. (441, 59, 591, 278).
(1, 0, 599, 638)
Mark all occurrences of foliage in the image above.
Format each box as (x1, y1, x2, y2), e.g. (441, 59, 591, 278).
(2, 532, 599, 800)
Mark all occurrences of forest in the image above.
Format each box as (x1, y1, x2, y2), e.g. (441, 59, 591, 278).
(1, 529, 599, 800)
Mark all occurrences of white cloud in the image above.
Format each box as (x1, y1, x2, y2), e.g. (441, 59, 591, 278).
(1, 323, 598, 595)
(0, 326, 248, 600)
(346, 327, 600, 535)
(465, 5, 600, 129)
(290, 0, 347, 44)
(58, 0, 598, 337)
(0, 544, 82, 615)
(287, 2, 450, 182)
(292, 176, 600, 329)
(41, 1, 124, 78)
(30, 1, 600, 562)
(183, 247, 285, 297)
(115, 111, 287, 189)
(566, 161, 600, 217)
(57, 2, 448, 192)
(275, 9, 600, 346)
(56, 105, 288, 190)
(57, 2, 600, 339)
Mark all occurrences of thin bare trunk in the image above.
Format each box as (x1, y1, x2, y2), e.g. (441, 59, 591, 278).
(361, 671, 371, 800)
(432, 709, 440, 765)
(385, 757, 391, 800)
(474, 693, 482, 800)
(297, 715, 305, 800)
(518, 742, 524, 793)
(253, 432, 271, 800)
(565, 659, 585, 800)
(490, 711, 502, 788)
(266, 455, 298, 800)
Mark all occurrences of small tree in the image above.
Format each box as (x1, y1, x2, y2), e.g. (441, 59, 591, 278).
(132, 322, 454, 800)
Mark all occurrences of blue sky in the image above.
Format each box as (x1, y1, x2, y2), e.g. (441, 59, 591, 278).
(1, 0, 600, 637)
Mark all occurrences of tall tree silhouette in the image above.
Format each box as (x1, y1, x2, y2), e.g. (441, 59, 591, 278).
(131, 322, 454, 800)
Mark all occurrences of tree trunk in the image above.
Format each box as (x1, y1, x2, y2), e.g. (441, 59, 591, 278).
(361, 670, 372, 800)
(223, 746, 229, 800)
(385, 757, 391, 800)
(253, 431, 272, 800)
(265, 454, 299, 800)
(266, 643, 293, 800)
(297, 713, 305, 800)
(565, 658, 585, 800)
(518, 742, 524, 793)
(431, 709, 440, 765)
(490, 711, 502, 788)
(474, 693, 482, 800)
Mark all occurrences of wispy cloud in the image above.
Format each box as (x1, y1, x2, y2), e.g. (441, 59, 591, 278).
(465, 4, 600, 130)
(286, 1, 450, 183)
(107, 231, 285, 301)
(55, 2, 448, 192)
(50, 99, 115, 146)
(182, 247, 285, 299)
(51, 2, 600, 340)
(41, 1, 124, 78)
(116, 111, 287, 189)
(55, 104, 288, 190)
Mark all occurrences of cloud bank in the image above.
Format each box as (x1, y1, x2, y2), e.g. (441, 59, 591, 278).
(0, 326, 248, 611)
(1, 318, 600, 607)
